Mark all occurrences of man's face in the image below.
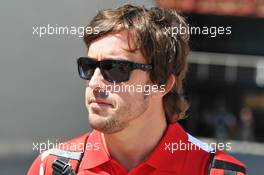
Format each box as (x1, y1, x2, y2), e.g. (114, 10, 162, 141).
(85, 30, 151, 134)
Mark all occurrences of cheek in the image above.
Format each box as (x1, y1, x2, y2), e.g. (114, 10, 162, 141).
(114, 90, 146, 112)
(129, 71, 149, 84)
(85, 86, 92, 107)
(112, 93, 130, 110)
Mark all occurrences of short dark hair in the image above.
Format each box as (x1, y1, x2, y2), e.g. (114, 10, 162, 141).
(83, 4, 190, 122)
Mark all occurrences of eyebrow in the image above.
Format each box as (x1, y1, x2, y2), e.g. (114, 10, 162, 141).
(86, 56, 130, 61)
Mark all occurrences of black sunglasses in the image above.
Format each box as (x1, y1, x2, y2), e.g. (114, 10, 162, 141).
(77, 57, 152, 83)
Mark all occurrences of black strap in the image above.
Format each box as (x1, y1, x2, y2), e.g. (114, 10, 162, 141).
(50, 134, 89, 175)
(52, 156, 76, 175)
(207, 153, 215, 175)
(211, 159, 246, 174)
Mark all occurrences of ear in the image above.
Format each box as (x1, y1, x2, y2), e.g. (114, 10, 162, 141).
(150, 75, 176, 98)
(163, 74, 176, 96)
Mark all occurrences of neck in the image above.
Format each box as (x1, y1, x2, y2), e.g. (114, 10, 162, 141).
(102, 101, 167, 171)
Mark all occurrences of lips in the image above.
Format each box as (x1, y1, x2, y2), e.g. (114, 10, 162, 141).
(88, 98, 114, 108)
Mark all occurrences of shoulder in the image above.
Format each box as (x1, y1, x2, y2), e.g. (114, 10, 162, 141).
(181, 133, 215, 174)
(209, 150, 247, 175)
(27, 133, 90, 175)
(183, 134, 246, 174)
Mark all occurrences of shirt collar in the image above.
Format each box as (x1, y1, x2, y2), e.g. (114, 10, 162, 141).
(146, 122, 188, 172)
(81, 122, 188, 172)
(80, 129, 110, 169)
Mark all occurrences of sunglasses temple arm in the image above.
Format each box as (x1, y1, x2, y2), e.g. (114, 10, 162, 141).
(132, 63, 152, 71)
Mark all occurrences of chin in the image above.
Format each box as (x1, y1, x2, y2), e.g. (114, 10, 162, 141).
(89, 115, 126, 134)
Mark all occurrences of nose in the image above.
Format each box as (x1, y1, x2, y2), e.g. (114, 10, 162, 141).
(87, 68, 109, 98)
(88, 68, 104, 89)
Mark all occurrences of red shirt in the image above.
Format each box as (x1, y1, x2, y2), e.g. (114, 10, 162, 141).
(77, 123, 211, 175)
(28, 122, 216, 175)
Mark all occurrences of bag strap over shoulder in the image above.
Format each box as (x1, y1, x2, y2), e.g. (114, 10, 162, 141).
(208, 151, 246, 175)
(41, 133, 90, 175)
(52, 155, 79, 175)
(47, 149, 84, 175)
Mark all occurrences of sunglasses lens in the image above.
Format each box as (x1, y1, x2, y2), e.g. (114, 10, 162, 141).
(101, 60, 130, 83)
(78, 58, 96, 80)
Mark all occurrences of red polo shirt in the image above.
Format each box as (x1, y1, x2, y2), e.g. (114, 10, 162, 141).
(77, 122, 211, 175)
(28, 122, 222, 175)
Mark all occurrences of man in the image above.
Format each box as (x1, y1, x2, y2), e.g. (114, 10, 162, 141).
(28, 4, 246, 175)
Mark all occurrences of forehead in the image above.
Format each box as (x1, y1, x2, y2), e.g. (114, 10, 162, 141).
(87, 30, 146, 63)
